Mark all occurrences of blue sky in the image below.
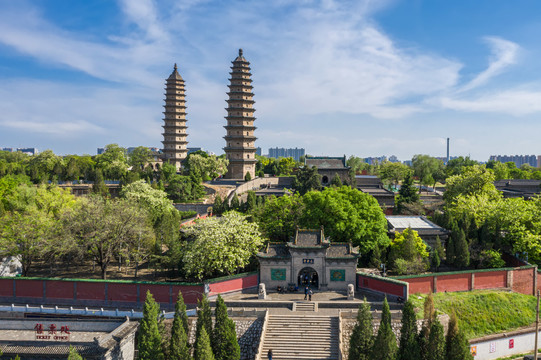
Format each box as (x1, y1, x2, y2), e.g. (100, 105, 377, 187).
(1, 0, 541, 161)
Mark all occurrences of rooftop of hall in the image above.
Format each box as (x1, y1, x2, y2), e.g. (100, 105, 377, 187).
(386, 215, 450, 236)
(257, 227, 360, 259)
(305, 155, 348, 169)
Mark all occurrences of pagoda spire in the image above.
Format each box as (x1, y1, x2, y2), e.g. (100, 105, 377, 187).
(223, 49, 257, 179)
(161, 64, 188, 171)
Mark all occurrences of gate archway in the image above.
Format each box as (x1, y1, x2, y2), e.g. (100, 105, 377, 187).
(298, 267, 319, 288)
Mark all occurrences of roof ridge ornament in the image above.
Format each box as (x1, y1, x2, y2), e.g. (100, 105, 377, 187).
(239, 48, 243, 57)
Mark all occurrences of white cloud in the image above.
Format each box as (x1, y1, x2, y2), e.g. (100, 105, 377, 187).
(459, 37, 519, 92)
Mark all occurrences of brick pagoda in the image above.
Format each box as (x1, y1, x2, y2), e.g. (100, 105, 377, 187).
(162, 64, 188, 171)
(223, 49, 257, 179)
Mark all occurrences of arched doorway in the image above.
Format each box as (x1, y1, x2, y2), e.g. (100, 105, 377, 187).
(321, 175, 329, 184)
(298, 267, 319, 288)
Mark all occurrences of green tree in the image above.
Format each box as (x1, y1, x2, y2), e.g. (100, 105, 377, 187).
(244, 171, 252, 181)
(445, 156, 479, 177)
(67, 346, 83, 360)
(418, 293, 435, 360)
(213, 194, 225, 215)
(389, 228, 429, 275)
(138, 291, 164, 360)
(292, 166, 321, 195)
(92, 168, 109, 197)
(412, 155, 442, 191)
(63, 196, 154, 279)
(445, 313, 473, 360)
(230, 195, 240, 211)
(379, 162, 409, 188)
(243, 191, 257, 213)
(430, 250, 440, 271)
(427, 317, 445, 360)
(300, 186, 389, 253)
(394, 172, 419, 214)
(193, 327, 215, 360)
(370, 297, 397, 360)
(95, 144, 129, 180)
(169, 292, 191, 360)
(254, 194, 304, 241)
(331, 173, 342, 187)
(454, 228, 470, 268)
(348, 299, 373, 360)
(129, 146, 153, 171)
(444, 165, 500, 204)
(181, 212, 263, 279)
(398, 299, 420, 360)
(195, 295, 213, 355)
(212, 295, 240, 360)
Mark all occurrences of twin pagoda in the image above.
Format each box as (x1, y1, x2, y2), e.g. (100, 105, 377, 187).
(161, 49, 257, 179)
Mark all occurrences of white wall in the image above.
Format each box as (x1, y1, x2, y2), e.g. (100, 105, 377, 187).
(471, 329, 540, 360)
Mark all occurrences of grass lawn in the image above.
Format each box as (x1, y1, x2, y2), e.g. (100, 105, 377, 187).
(410, 290, 537, 339)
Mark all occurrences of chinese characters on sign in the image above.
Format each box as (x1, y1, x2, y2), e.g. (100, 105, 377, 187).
(489, 342, 496, 353)
(302, 259, 314, 264)
(34, 323, 70, 341)
(509, 339, 514, 349)
(470, 346, 477, 357)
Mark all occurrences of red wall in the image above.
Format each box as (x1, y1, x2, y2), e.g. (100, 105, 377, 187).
(15, 280, 43, 298)
(512, 268, 535, 295)
(140, 284, 170, 304)
(207, 274, 258, 296)
(108, 283, 138, 302)
(474, 271, 507, 290)
(45, 281, 74, 299)
(172, 285, 204, 305)
(357, 275, 406, 297)
(404, 276, 434, 294)
(0, 279, 13, 297)
(76, 282, 106, 301)
(437, 273, 471, 292)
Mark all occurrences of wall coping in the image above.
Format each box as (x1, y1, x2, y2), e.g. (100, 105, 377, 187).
(0, 276, 204, 286)
(203, 271, 258, 284)
(391, 265, 536, 280)
(356, 272, 409, 286)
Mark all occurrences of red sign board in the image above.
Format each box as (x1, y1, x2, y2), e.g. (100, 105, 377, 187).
(34, 323, 71, 341)
(509, 339, 514, 349)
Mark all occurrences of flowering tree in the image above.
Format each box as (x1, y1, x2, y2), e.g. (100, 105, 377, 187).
(182, 211, 264, 280)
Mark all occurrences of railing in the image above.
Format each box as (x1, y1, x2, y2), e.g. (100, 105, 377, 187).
(338, 310, 344, 360)
(254, 309, 269, 360)
(0, 303, 196, 319)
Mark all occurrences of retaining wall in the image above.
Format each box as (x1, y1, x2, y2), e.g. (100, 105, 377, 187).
(470, 327, 541, 360)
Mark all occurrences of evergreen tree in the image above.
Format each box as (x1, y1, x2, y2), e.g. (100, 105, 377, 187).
(446, 313, 473, 360)
(348, 299, 373, 360)
(331, 173, 342, 187)
(138, 291, 164, 360)
(427, 317, 445, 360)
(194, 327, 215, 360)
(454, 228, 470, 268)
(446, 222, 459, 265)
(434, 236, 445, 261)
(370, 297, 397, 360)
(398, 299, 419, 360)
(369, 246, 382, 269)
(194, 295, 213, 360)
(244, 191, 257, 212)
(213, 195, 224, 216)
(169, 298, 191, 360)
(92, 168, 109, 197)
(176, 291, 189, 337)
(230, 195, 240, 211)
(212, 295, 240, 360)
(67, 346, 83, 360)
(418, 293, 435, 360)
(430, 250, 440, 271)
(244, 171, 252, 181)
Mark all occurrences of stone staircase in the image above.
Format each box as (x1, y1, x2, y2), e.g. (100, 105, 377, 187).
(260, 315, 339, 359)
(294, 301, 317, 312)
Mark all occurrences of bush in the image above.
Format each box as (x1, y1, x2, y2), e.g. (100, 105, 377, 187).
(178, 210, 197, 220)
(394, 258, 428, 275)
(478, 249, 505, 268)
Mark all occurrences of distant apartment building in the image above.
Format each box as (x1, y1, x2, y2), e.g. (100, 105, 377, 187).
(268, 147, 305, 161)
(388, 155, 399, 163)
(364, 156, 387, 165)
(256, 147, 262, 156)
(2, 147, 38, 155)
(489, 154, 538, 168)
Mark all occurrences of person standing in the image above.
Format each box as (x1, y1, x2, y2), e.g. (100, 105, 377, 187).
(309, 288, 313, 301)
(267, 349, 273, 360)
(304, 286, 309, 300)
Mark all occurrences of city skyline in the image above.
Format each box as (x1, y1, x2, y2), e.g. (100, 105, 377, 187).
(1, 1, 541, 161)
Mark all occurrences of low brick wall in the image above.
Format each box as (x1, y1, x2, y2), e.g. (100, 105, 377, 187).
(0, 272, 259, 308)
(356, 272, 409, 299)
(392, 265, 537, 296)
